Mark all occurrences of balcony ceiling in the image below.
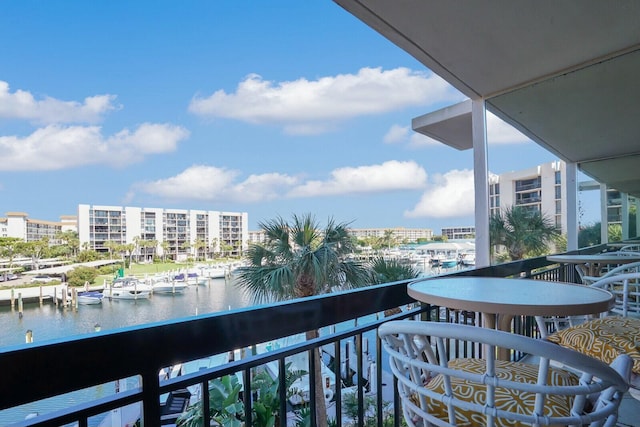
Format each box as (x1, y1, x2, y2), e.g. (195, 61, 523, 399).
(334, 0, 640, 196)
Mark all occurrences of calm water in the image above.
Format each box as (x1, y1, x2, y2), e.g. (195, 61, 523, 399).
(0, 278, 251, 349)
(0, 277, 253, 425)
(0, 264, 454, 425)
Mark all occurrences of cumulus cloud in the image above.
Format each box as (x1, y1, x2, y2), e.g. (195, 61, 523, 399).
(132, 160, 427, 204)
(134, 166, 299, 203)
(486, 112, 530, 144)
(0, 81, 119, 124)
(383, 124, 409, 144)
(0, 123, 189, 171)
(405, 169, 475, 218)
(288, 160, 427, 197)
(189, 67, 460, 135)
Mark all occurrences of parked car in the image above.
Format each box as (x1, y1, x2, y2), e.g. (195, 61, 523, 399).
(31, 275, 55, 283)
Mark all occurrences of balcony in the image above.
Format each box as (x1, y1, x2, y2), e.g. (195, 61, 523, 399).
(2, 245, 637, 427)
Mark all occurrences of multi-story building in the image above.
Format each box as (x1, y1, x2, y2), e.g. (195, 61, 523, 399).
(349, 227, 434, 243)
(248, 227, 434, 246)
(77, 204, 248, 261)
(0, 212, 76, 244)
(489, 161, 567, 234)
(441, 226, 475, 240)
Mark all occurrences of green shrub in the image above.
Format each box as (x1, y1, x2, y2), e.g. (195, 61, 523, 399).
(66, 266, 98, 287)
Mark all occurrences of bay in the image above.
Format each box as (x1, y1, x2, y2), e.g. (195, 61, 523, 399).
(0, 278, 253, 425)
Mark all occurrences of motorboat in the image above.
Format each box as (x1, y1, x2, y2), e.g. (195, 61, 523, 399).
(151, 279, 188, 294)
(76, 290, 104, 305)
(186, 272, 207, 285)
(103, 277, 152, 300)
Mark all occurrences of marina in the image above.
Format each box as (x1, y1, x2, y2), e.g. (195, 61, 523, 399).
(0, 260, 457, 425)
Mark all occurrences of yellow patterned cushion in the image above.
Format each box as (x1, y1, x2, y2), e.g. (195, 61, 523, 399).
(418, 358, 578, 427)
(546, 316, 640, 374)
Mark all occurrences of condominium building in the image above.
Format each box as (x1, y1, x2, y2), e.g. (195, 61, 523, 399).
(248, 227, 434, 245)
(77, 204, 248, 261)
(489, 161, 567, 234)
(0, 212, 76, 244)
(441, 226, 475, 240)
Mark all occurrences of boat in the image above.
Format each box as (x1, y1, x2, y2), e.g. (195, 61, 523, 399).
(103, 277, 152, 300)
(186, 272, 207, 286)
(440, 258, 459, 269)
(151, 279, 188, 294)
(202, 266, 227, 279)
(76, 290, 104, 305)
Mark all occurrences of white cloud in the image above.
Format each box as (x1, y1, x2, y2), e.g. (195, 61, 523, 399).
(135, 165, 299, 203)
(487, 112, 531, 144)
(0, 123, 189, 171)
(405, 169, 475, 218)
(189, 67, 461, 135)
(133, 160, 427, 204)
(383, 124, 409, 144)
(288, 160, 427, 197)
(0, 81, 120, 124)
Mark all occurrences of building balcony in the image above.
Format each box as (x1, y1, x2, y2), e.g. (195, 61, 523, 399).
(1, 247, 637, 426)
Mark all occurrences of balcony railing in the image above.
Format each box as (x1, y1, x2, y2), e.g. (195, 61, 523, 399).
(0, 245, 608, 427)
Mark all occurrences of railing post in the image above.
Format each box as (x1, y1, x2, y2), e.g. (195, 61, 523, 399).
(142, 369, 160, 426)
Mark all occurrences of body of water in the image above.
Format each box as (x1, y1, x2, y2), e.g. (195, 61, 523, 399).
(0, 277, 252, 425)
(0, 278, 251, 349)
(0, 263, 457, 425)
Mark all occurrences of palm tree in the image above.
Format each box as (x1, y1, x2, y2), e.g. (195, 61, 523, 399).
(370, 256, 420, 316)
(160, 241, 171, 262)
(490, 205, 560, 261)
(235, 214, 371, 425)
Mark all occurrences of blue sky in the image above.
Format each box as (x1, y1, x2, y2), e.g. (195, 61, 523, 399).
(1, 1, 594, 233)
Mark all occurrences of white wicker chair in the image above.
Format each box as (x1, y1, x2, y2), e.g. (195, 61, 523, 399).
(580, 260, 640, 286)
(588, 272, 640, 318)
(379, 321, 631, 427)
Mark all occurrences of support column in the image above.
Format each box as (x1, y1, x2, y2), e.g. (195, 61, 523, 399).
(622, 192, 629, 240)
(565, 162, 578, 250)
(600, 184, 608, 244)
(472, 99, 490, 267)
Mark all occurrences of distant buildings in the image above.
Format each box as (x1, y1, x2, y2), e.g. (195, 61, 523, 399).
(441, 226, 475, 240)
(0, 212, 76, 244)
(489, 161, 568, 234)
(77, 205, 248, 261)
(248, 227, 434, 245)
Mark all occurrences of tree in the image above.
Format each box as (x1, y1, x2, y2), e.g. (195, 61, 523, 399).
(55, 230, 79, 258)
(193, 238, 206, 261)
(370, 256, 420, 317)
(578, 222, 601, 248)
(18, 238, 50, 270)
(0, 237, 23, 280)
(161, 241, 171, 262)
(489, 206, 560, 261)
(381, 229, 398, 250)
(235, 214, 371, 425)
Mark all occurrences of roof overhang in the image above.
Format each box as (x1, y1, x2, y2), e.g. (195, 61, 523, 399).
(334, 0, 640, 196)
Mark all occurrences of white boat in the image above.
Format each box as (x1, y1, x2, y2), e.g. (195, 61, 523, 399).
(152, 280, 188, 294)
(77, 290, 104, 305)
(103, 277, 152, 300)
(202, 266, 227, 279)
(186, 272, 207, 285)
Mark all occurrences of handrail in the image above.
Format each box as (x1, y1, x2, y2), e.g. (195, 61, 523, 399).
(0, 249, 609, 426)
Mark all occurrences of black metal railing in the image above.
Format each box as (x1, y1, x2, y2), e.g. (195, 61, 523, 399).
(0, 247, 610, 427)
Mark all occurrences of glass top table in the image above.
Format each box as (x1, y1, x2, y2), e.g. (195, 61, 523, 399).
(407, 276, 614, 330)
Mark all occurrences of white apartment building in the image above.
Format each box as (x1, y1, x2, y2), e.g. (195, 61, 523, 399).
(77, 204, 248, 261)
(248, 227, 434, 245)
(348, 227, 433, 242)
(441, 226, 475, 240)
(489, 161, 567, 234)
(0, 212, 76, 243)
